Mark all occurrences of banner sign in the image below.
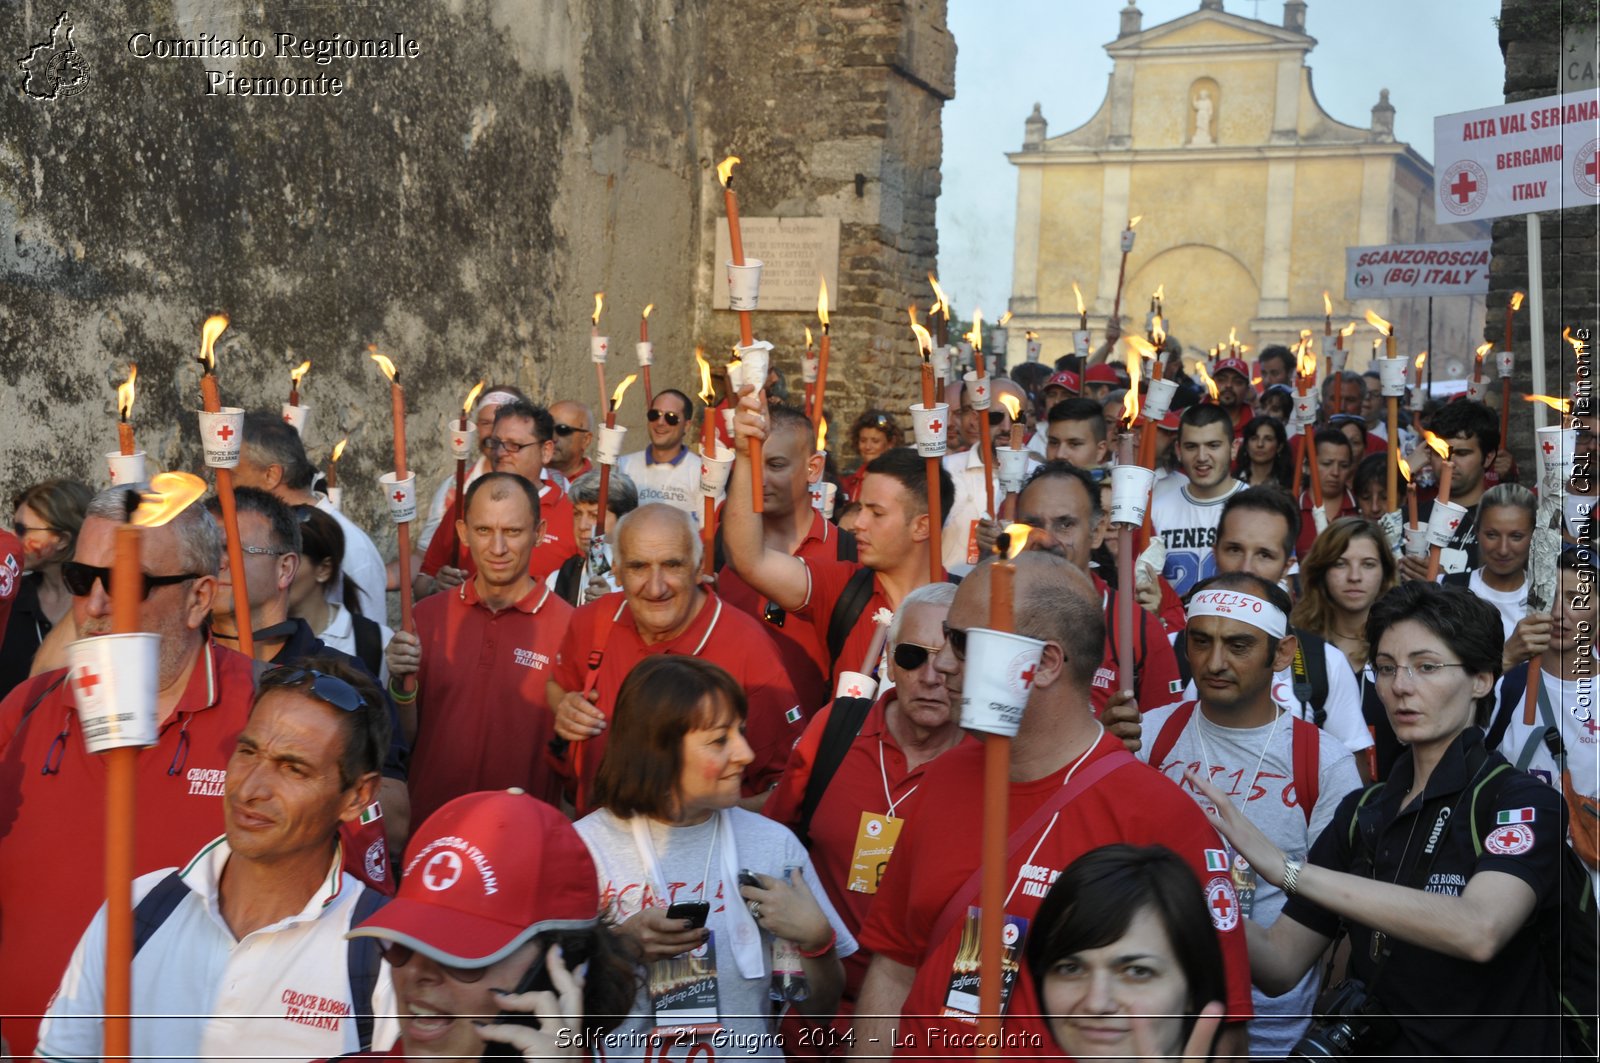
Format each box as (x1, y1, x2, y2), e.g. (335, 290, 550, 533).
(1345, 240, 1492, 298)
(1433, 89, 1600, 223)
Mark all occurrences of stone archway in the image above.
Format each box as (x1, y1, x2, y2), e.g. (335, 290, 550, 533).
(1128, 244, 1259, 366)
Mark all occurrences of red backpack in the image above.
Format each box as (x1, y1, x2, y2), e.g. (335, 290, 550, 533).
(1148, 701, 1321, 825)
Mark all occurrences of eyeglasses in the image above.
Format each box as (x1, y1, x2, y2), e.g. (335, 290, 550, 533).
(260, 667, 368, 712)
(942, 622, 968, 661)
(239, 545, 290, 557)
(62, 561, 201, 600)
(892, 642, 941, 671)
(1373, 662, 1468, 683)
(12, 522, 58, 538)
(485, 437, 540, 455)
(647, 409, 683, 426)
(552, 423, 590, 437)
(377, 941, 490, 983)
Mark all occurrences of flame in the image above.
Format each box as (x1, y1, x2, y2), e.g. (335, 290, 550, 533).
(1003, 523, 1033, 560)
(1297, 339, 1318, 378)
(695, 348, 715, 405)
(117, 364, 137, 420)
(817, 415, 828, 452)
(331, 437, 349, 463)
(1126, 334, 1158, 362)
(1151, 315, 1165, 346)
(1510, 291, 1525, 312)
(971, 308, 983, 350)
(928, 273, 950, 318)
(1422, 431, 1450, 459)
(1364, 309, 1392, 336)
(368, 347, 398, 383)
(1323, 291, 1333, 316)
(911, 322, 934, 357)
(1475, 342, 1493, 362)
(1564, 327, 1588, 356)
(1123, 343, 1142, 422)
(1227, 326, 1239, 350)
(289, 359, 312, 386)
(1122, 389, 1140, 427)
(131, 472, 207, 529)
(716, 155, 740, 186)
(641, 303, 654, 321)
(1397, 454, 1411, 482)
(908, 305, 919, 327)
(199, 314, 229, 371)
(463, 379, 486, 416)
(1153, 283, 1165, 304)
(611, 373, 638, 409)
(1340, 322, 1357, 339)
(1414, 351, 1428, 371)
(999, 311, 1013, 327)
(804, 326, 813, 348)
(1195, 362, 1219, 401)
(1252, 376, 1263, 387)
(817, 276, 830, 327)
(1127, 215, 1143, 230)
(592, 292, 604, 326)
(998, 392, 1022, 420)
(1525, 394, 1572, 414)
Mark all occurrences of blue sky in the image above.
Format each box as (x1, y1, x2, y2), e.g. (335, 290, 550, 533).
(936, 0, 1507, 317)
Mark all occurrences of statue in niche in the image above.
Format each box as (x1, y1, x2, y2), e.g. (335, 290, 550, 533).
(1191, 90, 1215, 146)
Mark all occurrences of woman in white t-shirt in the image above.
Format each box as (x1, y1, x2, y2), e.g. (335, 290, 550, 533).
(575, 657, 856, 1062)
(1445, 483, 1534, 643)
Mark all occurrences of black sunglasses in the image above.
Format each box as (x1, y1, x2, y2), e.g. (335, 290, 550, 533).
(941, 622, 968, 661)
(552, 423, 590, 437)
(377, 941, 491, 983)
(62, 561, 200, 601)
(12, 522, 58, 537)
(260, 667, 368, 713)
(647, 409, 683, 426)
(892, 642, 940, 671)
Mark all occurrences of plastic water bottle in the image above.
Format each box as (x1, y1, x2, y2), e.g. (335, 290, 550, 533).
(769, 865, 811, 1003)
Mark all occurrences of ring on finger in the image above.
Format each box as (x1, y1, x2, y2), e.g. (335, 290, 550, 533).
(750, 901, 762, 919)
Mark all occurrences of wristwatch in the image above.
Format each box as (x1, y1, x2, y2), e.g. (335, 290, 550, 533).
(1282, 857, 1304, 896)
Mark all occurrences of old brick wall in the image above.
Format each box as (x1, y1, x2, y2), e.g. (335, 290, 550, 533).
(1491, 0, 1598, 468)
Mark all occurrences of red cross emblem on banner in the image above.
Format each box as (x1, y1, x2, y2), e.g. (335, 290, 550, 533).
(1449, 171, 1478, 203)
(928, 419, 943, 434)
(215, 423, 235, 442)
(423, 851, 463, 891)
(393, 490, 408, 505)
(73, 669, 101, 698)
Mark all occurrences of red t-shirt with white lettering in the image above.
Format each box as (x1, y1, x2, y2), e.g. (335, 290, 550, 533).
(409, 580, 573, 823)
(0, 643, 257, 1057)
(419, 480, 579, 583)
(550, 592, 804, 814)
(858, 731, 1253, 1058)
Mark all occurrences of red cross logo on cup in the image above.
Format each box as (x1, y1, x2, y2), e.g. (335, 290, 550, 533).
(72, 668, 101, 698)
(846, 683, 863, 697)
(975, 384, 986, 398)
(1020, 664, 1036, 686)
(928, 419, 943, 434)
(1542, 440, 1556, 456)
(454, 437, 465, 449)
(283, 413, 294, 424)
(215, 423, 235, 443)
(422, 850, 463, 891)
(1447, 517, 1461, 530)
(393, 490, 408, 505)
(598, 340, 608, 354)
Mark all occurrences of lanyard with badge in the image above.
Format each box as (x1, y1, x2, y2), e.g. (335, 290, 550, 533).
(846, 740, 918, 895)
(631, 816, 724, 1036)
(1194, 711, 1283, 919)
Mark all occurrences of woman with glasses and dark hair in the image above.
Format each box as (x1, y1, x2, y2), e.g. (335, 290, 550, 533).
(1027, 844, 1226, 1063)
(289, 506, 392, 681)
(1233, 416, 1291, 490)
(1193, 582, 1568, 1059)
(839, 409, 902, 504)
(0, 479, 92, 697)
(575, 656, 855, 1061)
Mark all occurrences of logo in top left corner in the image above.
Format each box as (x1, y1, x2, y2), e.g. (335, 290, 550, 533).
(19, 12, 89, 100)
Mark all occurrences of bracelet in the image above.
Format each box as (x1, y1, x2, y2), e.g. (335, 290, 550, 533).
(798, 929, 836, 959)
(388, 679, 417, 704)
(1281, 857, 1303, 897)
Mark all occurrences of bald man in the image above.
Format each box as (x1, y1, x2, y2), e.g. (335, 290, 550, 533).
(548, 504, 804, 813)
(548, 399, 596, 485)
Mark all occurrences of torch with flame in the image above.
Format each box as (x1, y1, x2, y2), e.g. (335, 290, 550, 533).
(1473, 341, 1493, 385)
(1195, 361, 1219, 403)
(288, 360, 312, 407)
(1421, 431, 1455, 579)
(1365, 309, 1396, 361)
(1397, 453, 1419, 531)
(718, 156, 755, 348)
(814, 275, 833, 421)
(117, 365, 138, 456)
(1337, 321, 1356, 351)
(928, 272, 951, 348)
(610, 374, 639, 414)
(1504, 290, 1525, 355)
(1526, 394, 1572, 414)
(197, 314, 230, 413)
(1111, 217, 1141, 325)
(817, 415, 829, 454)
(910, 317, 944, 583)
(1323, 291, 1333, 336)
(327, 437, 348, 489)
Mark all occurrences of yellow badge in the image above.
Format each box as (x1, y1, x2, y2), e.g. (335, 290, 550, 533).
(848, 811, 904, 894)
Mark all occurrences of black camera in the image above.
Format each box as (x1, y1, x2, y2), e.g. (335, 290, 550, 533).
(1290, 979, 1396, 1059)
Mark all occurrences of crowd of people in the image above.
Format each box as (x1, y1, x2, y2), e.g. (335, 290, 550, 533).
(0, 321, 1594, 1062)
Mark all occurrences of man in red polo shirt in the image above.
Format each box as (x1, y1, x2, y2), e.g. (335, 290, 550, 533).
(723, 390, 953, 688)
(548, 504, 803, 813)
(386, 472, 573, 822)
(717, 404, 849, 712)
(421, 399, 579, 586)
(0, 488, 256, 1057)
(853, 553, 1253, 1058)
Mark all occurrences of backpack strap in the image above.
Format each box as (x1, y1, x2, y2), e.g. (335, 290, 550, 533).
(1465, 762, 1520, 858)
(1508, 680, 1561, 771)
(1345, 781, 1389, 875)
(1147, 702, 1198, 770)
(1484, 661, 1530, 752)
(836, 527, 859, 563)
(1291, 716, 1319, 827)
(552, 554, 584, 605)
(347, 886, 389, 1051)
(1289, 628, 1328, 729)
(795, 696, 877, 847)
(132, 870, 193, 955)
(351, 615, 384, 679)
(826, 567, 877, 672)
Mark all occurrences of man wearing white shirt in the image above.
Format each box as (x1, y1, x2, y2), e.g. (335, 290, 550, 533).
(941, 378, 1029, 577)
(617, 389, 705, 527)
(37, 660, 393, 1062)
(237, 412, 387, 621)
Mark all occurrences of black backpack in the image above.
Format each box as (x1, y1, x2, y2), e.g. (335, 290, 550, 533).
(1174, 624, 1329, 727)
(794, 694, 876, 848)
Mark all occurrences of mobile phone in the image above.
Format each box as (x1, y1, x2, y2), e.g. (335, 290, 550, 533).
(666, 900, 710, 929)
(480, 936, 592, 1058)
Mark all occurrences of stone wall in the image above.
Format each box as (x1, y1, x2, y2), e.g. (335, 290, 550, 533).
(1, 0, 951, 544)
(1491, 0, 1598, 466)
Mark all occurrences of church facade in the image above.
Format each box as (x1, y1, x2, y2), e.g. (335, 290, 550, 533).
(1007, 0, 1488, 376)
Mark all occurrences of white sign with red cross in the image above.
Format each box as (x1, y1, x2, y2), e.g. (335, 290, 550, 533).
(1433, 90, 1600, 223)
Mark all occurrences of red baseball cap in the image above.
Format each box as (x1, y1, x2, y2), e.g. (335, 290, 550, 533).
(1213, 357, 1250, 380)
(1159, 410, 1182, 431)
(1084, 364, 1121, 386)
(1044, 370, 1081, 394)
(348, 790, 599, 967)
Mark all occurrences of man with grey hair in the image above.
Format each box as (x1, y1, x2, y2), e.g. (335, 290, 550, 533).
(548, 503, 804, 812)
(234, 411, 386, 620)
(548, 468, 638, 606)
(763, 581, 964, 1014)
(0, 486, 259, 1057)
(853, 552, 1256, 1057)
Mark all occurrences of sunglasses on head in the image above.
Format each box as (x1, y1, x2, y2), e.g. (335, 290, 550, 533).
(61, 561, 200, 601)
(260, 667, 368, 713)
(552, 423, 590, 437)
(892, 642, 940, 671)
(647, 409, 683, 426)
(377, 941, 491, 983)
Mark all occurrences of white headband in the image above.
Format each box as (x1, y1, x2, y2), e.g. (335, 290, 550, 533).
(1186, 589, 1288, 639)
(475, 390, 521, 413)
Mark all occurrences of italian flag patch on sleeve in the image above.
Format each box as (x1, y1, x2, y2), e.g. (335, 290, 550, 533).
(360, 802, 383, 825)
(1205, 849, 1229, 872)
(1496, 807, 1535, 824)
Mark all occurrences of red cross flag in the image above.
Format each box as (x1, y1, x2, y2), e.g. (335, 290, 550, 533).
(1434, 90, 1600, 222)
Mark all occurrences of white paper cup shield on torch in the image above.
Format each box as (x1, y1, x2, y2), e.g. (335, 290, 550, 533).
(699, 443, 735, 496)
(1535, 424, 1578, 483)
(106, 453, 147, 486)
(636, 341, 654, 367)
(909, 403, 950, 458)
(1425, 500, 1469, 548)
(1374, 357, 1408, 397)
(281, 403, 312, 437)
(808, 480, 838, 519)
(378, 472, 419, 525)
(1292, 390, 1321, 429)
(448, 419, 479, 461)
(727, 259, 765, 312)
(960, 628, 1047, 739)
(996, 448, 1030, 494)
(736, 341, 772, 394)
(963, 371, 992, 411)
(1496, 350, 1514, 379)
(1141, 378, 1180, 423)
(1109, 463, 1157, 527)
(197, 407, 246, 468)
